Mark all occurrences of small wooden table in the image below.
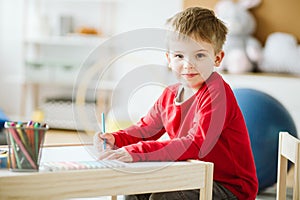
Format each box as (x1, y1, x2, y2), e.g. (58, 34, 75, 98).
(0, 146, 213, 200)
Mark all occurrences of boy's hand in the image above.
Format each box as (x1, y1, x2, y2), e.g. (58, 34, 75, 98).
(93, 132, 115, 152)
(98, 147, 133, 162)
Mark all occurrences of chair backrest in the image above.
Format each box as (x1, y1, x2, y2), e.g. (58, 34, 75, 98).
(276, 132, 300, 200)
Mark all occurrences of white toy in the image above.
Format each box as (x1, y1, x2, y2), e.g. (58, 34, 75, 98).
(214, 0, 262, 74)
(258, 32, 300, 75)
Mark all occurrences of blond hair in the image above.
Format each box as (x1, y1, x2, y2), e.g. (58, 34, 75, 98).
(166, 7, 228, 53)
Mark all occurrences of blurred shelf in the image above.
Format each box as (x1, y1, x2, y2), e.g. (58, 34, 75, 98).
(25, 35, 109, 47)
(220, 72, 300, 79)
(40, 0, 121, 3)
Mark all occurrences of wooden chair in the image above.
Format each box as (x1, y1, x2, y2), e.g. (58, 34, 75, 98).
(276, 132, 300, 200)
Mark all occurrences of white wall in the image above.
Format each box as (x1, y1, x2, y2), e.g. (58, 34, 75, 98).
(0, 0, 183, 119)
(114, 0, 182, 33)
(0, 0, 24, 118)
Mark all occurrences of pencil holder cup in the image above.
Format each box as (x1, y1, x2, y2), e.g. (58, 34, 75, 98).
(4, 121, 49, 172)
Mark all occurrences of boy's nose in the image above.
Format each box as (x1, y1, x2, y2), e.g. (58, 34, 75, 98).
(183, 60, 194, 69)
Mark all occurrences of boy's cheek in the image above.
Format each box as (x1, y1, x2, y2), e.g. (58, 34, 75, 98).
(169, 61, 181, 71)
(195, 60, 214, 70)
(171, 69, 181, 79)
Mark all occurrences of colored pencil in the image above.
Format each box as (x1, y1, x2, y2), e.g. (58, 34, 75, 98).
(33, 122, 40, 157)
(101, 112, 107, 150)
(8, 132, 20, 169)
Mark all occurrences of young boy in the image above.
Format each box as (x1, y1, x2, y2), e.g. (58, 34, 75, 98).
(94, 7, 258, 200)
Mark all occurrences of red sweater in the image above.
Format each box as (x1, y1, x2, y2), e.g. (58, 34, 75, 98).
(112, 72, 258, 199)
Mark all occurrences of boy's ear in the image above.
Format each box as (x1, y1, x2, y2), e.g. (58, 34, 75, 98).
(166, 52, 170, 63)
(214, 51, 225, 67)
(165, 52, 172, 69)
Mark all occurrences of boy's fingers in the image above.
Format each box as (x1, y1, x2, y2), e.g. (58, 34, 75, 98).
(98, 150, 121, 160)
(100, 133, 111, 140)
(117, 155, 133, 162)
(93, 132, 107, 152)
(102, 154, 116, 160)
(94, 132, 115, 152)
(98, 150, 114, 160)
(98, 148, 132, 162)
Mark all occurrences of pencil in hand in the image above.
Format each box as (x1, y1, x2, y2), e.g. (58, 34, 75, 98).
(101, 112, 107, 150)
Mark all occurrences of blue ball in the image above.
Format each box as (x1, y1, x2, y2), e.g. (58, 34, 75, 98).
(233, 88, 297, 191)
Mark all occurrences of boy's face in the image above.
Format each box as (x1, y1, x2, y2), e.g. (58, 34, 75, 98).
(166, 38, 224, 91)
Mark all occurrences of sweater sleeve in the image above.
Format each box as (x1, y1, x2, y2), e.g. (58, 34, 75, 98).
(112, 90, 167, 148)
(125, 81, 228, 162)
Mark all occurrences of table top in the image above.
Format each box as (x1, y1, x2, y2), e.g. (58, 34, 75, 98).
(0, 145, 212, 199)
(0, 136, 214, 200)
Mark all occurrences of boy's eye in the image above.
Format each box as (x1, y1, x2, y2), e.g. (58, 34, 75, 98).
(196, 53, 205, 59)
(174, 54, 184, 59)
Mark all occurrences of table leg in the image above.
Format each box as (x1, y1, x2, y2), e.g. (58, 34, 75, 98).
(111, 195, 117, 200)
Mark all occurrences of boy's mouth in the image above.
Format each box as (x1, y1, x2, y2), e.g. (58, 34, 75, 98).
(182, 73, 199, 78)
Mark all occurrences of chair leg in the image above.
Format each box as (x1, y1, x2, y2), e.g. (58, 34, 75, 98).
(293, 155, 300, 200)
(276, 155, 288, 200)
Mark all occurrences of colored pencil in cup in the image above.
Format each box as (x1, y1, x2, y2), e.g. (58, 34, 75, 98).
(10, 123, 37, 169)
